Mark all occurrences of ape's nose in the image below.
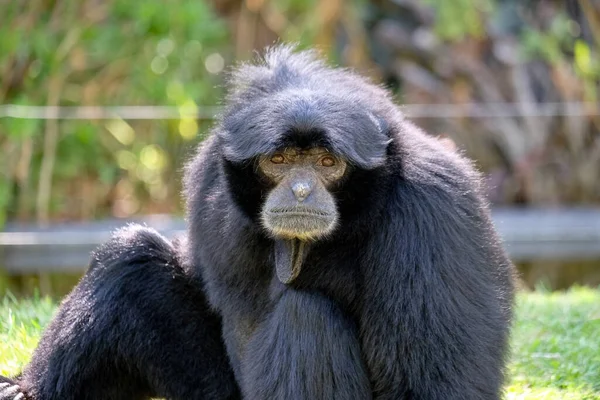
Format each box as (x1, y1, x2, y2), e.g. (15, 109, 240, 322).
(291, 182, 312, 202)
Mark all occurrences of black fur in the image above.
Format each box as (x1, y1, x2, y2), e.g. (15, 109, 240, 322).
(2, 45, 515, 400)
(4, 225, 239, 400)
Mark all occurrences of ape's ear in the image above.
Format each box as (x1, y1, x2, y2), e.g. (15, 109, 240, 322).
(368, 112, 391, 139)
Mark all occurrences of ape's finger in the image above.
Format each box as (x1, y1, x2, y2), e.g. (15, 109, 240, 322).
(0, 384, 19, 396)
(13, 393, 25, 400)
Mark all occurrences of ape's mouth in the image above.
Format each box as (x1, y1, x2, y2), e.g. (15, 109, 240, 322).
(264, 214, 336, 241)
(268, 206, 333, 217)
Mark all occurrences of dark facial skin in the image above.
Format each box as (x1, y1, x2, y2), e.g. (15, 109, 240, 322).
(258, 146, 347, 283)
(259, 146, 346, 240)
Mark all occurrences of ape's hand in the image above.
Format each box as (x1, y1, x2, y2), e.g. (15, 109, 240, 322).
(0, 378, 27, 400)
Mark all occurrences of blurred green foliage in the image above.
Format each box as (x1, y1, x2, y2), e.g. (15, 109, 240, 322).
(423, 0, 495, 41)
(367, 0, 600, 205)
(522, 13, 600, 102)
(1, 0, 599, 226)
(0, 0, 229, 223)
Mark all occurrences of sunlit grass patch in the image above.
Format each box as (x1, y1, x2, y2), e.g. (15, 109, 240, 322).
(1, 287, 599, 398)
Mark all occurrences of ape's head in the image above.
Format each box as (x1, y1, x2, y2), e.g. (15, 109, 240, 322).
(216, 46, 394, 284)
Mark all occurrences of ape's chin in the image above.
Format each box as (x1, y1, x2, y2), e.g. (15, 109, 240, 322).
(262, 212, 336, 241)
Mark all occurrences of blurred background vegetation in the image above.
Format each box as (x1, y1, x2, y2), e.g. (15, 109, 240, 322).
(1, 0, 600, 296)
(0, 0, 598, 227)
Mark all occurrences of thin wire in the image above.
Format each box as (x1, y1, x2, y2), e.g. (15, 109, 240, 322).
(0, 102, 598, 120)
(0, 105, 222, 120)
(401, 102, 599, 118)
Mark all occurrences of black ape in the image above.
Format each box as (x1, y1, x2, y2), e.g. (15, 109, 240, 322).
(1, 46, 515, 400)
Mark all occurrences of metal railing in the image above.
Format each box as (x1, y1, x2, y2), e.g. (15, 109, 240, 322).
(1, 208, 600, 273)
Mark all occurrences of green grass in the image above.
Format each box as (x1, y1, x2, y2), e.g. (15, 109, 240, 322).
(506, 287, 600, 399)
(0, 293, 56, 376)
(1, 288, 599, 398)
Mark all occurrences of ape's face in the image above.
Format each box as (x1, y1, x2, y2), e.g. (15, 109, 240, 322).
(259, 146, 346, 242)
(247, 146, 347, 285)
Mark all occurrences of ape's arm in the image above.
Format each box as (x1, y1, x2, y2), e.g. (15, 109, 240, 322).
(360, 178, 514, 400)
(240, 290, 371, 399)
(1, 225, 239, 400)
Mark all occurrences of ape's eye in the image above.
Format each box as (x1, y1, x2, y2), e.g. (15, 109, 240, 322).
(270, 154, 286, 164)
(320, 156, 336, 167)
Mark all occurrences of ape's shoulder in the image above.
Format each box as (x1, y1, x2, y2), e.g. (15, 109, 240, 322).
(89, 224, 177, 275)
(393, 120, 484, 197)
